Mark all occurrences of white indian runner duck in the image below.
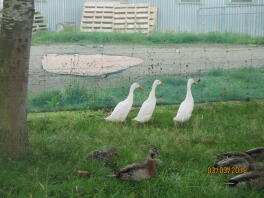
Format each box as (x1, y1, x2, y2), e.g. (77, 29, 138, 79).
(105, 82, 144, 122)
(133, 80, 165, 123)
(173, 78, 198, 122)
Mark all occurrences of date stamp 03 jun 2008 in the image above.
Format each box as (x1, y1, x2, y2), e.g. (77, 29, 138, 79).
(208, 166, 248, 174)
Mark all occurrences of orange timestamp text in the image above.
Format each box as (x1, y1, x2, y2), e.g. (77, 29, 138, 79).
(208, 166, 248, 174)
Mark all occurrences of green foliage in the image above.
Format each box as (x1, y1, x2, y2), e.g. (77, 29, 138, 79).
(28, 67, 264, 112)
(29, 91, 62, 110)
(32, 28, 264, 45)
(62, 85, 90, 106)
(28, 85, 91, 111)
(1, 101, 264, 197)
(207, 69, 225, 77)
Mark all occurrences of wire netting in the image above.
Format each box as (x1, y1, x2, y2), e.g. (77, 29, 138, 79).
(28, 42, 264, 112)
(23, 0, 264, 112)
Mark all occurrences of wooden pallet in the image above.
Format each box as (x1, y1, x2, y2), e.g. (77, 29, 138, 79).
(80, 2, 157, 34)
(32, 11, 48, 32)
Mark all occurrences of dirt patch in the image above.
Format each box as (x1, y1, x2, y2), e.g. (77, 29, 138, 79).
(42, 54, 143, 76)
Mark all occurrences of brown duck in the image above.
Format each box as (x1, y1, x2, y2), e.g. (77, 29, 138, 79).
(215, 147, 264, 172)
(245, 147, 264, 161)
(214, 157, 264, 172)
(215, 157, 251, 168)
(228, 171, 264, 189)
(108, 148, 159, 181)
(217, 151, 254, 162)
(217, 147, 264, 162)
(86, 148, 118, 161)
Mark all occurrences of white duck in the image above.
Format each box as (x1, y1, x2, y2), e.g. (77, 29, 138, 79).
(133, 80, 165, 123)
(105, 82, 144, 122)
(173, 78, 198, 122)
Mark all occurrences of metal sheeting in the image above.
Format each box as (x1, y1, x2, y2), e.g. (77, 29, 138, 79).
(197, 4, 264, 36)
(35, 0, 264, 36)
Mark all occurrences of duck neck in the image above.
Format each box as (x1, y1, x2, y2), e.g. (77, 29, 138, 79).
(148, 83, 158, 99)
(145, 155, 156, 175)
(185, 82, 193, 100)
(145, 152, 155, 162)
(127, 86, 136, 101)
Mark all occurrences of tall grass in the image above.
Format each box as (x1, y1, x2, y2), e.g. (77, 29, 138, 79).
(1, 100, 264, 197)
(28, 67, 264, 112)
(32, 28, 264, 45)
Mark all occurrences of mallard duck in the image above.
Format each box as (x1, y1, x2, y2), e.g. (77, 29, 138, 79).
(133, 80, 165, 123)
(246, 147, 264, 161)
(217, 147, 264, 162)
(213, 157, 264, 172)
(228, 171, 264, 189)
(214, 157, 251, 169)
(215, 157, 264, 172)
(108, 148, 159, 181)
(86, 148, 118, 161)
(105, 83, 144, 122)
(173, 78, 199, 122)
(217, 151, 254, 162)
(215, 148, 264, 172)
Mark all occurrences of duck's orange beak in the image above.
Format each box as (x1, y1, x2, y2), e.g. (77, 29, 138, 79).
(194, 79, 200, 85)
(160, 82, 165, 86)
(139, 86, 144, 90)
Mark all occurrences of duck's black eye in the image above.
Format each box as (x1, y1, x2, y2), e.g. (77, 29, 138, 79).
(128, 170, 134, 176)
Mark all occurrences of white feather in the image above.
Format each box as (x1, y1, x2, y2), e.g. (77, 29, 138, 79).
(105, 99, 132, 122)
(133, 80, 163, 123)
(173, 79, 197, 122)
(174, 98, 194, 122)
(134, 98, 156, 123)
(105, 82, 142, 122)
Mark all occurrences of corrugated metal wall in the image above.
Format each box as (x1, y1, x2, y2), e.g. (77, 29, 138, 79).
(35, 0, 264, 36)
(0, 0, 3, 10)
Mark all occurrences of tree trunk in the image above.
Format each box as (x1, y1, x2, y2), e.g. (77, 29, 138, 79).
(0, 0, 34, 158)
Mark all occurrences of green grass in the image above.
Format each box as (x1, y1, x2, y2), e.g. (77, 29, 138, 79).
(1, 100, 264, 197)
(32, 27, 264, 45)
(28, 67, 264, 112)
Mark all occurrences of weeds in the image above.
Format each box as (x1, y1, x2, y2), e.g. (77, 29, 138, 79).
(32, 28, 264, 45)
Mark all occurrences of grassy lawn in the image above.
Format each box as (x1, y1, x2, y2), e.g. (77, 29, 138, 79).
(28, 67, 264, 112)
(32, 28, 264, 45)
(1, 100, 264, 197)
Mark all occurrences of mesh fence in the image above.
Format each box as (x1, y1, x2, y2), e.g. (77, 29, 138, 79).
(19, 0, 264, 112)
(28, 42, 264, 112)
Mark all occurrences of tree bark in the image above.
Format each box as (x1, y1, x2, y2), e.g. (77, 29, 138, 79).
(0, 0, 34, 158)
